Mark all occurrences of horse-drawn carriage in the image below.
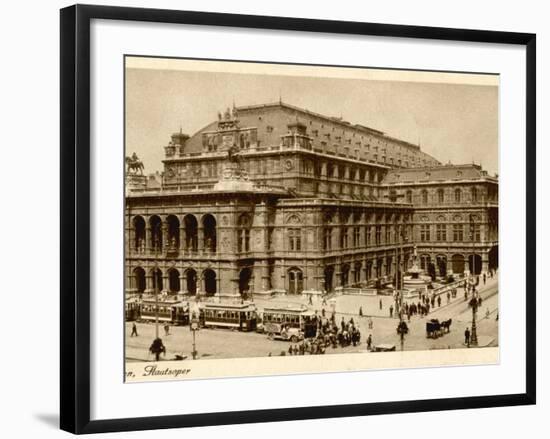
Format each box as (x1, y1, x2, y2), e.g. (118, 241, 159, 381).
(426, 318, 452, 339)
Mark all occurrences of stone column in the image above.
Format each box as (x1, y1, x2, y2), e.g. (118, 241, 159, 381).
(198, 223, 204, 254)
(162, 274, 169, 293)
(180, 222, 187, 252)
(179, 272, 186, 295)
(128, 224, 135, 254)
(216, 269, 221, 297)
(481, 252, 490, 274)
(145, 226, 151, 253)
(161, 222, 168, 253)
(145, 272, 153, 293)
(261, 264, 270, 291)
(198, 272, 205, 295)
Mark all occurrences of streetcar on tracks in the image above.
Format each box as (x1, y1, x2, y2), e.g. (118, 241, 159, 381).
(125, 295, 141, 321)
(199, 302, 257, 332)
(260, 305, 319, 339)
(139, 295, 190, 325)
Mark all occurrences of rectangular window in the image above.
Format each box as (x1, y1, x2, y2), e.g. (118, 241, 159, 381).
(453, 224, 464, 242)
(471, 224, 481, 242)
(288, 228, 301, 251)
(420, 225, 430, 242)
(365, 226, 371, 247)
(355, 226, 361, 247)
(375, 226, 381, 245)
(436, 224, 447, 241)
(323, 228, 332, 251)
(341, 227, 349, 249)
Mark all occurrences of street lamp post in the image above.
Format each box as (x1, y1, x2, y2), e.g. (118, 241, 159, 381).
(154, 265, 160, 339)
(469, 292, 479, 346)
(470, 213, 476, 281)
(153, 242, 160, 338)
(190, 314, 200, 359)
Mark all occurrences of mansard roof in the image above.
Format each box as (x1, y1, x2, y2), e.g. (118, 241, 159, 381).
(382, 163, 497, 184)
(183, 101, 440, 168)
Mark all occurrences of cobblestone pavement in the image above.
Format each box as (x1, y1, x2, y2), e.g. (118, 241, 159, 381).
(126, 277, 498, 362)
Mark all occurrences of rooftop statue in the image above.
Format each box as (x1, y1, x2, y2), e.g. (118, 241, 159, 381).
(125, 152, 144, 175)
(227, 144, 242, 165)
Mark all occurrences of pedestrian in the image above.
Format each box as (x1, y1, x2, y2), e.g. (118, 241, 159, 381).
(486, 308, 490, 319)
(389, 305, 394, 318)
(437, 296, 441, 307)
(149, 337, 166, 361)
(483, 273, 486, 285)
(164, 324, 170, 336)
(366, 334, 373, 351)
(288, 345, 293, 355)
(478, 296, 483, 307)
(379, 299, 383, 310)
(368, 317, 374, 329)
(309, 294, 313, 305)
(359, 306, 363, 317)
(447, 291, 451, 304)
(131, 322, 138, 337)
(464, 327, 471, 347)
(322, 308, 326, 317)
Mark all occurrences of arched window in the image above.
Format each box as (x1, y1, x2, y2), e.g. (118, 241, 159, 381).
(420, 254, 431, 271)
(202, 214, 217, 253)
(183, 214, 198, 252)
(288, 268, 303, 294)
(354, 262, 362, 284)
(455, 188, 462, 203)
(133, 267, 146, 293)
(437, 188, 445, 203)
(203, 269, 217, 296)
(237, 214, 251, 253)
(341, 264, 350, 287)
(166, 215, 180, 252)
(132, 216, 146, 253)
(149, 215, 163, 253)
(323, 227, 332, 251)
(168, 268, 180, 294)
(422, 189, 428, 205)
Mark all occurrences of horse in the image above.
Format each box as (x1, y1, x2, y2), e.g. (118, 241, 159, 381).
(426, 319, 442, 339)
(126, 156, 144, 175)
(440, 318, 453, 333)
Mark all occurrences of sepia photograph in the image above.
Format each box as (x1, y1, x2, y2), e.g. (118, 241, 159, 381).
(123, 56, 499, 382)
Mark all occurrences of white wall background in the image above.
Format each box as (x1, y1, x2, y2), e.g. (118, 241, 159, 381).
(0, 0, 546, 437)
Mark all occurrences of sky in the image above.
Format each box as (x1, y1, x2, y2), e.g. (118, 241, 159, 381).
(125, 61, 498, 175)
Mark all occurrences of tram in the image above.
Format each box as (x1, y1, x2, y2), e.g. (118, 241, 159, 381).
(199, 302, 257, 331)
(125, 295, 141, 321)
(139, 295, 190, 325)
(261, 305, 318, 338)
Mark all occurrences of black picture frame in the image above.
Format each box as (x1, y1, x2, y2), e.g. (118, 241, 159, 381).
(60, 4, 536, 434)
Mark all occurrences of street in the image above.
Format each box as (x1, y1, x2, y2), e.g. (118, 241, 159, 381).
(126, 277, 498, 362)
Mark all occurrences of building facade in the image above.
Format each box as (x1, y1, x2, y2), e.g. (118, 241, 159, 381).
(125, 102, 498, 298)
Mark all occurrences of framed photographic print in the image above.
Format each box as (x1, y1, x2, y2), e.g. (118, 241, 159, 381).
(60, 4, 536, 434)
